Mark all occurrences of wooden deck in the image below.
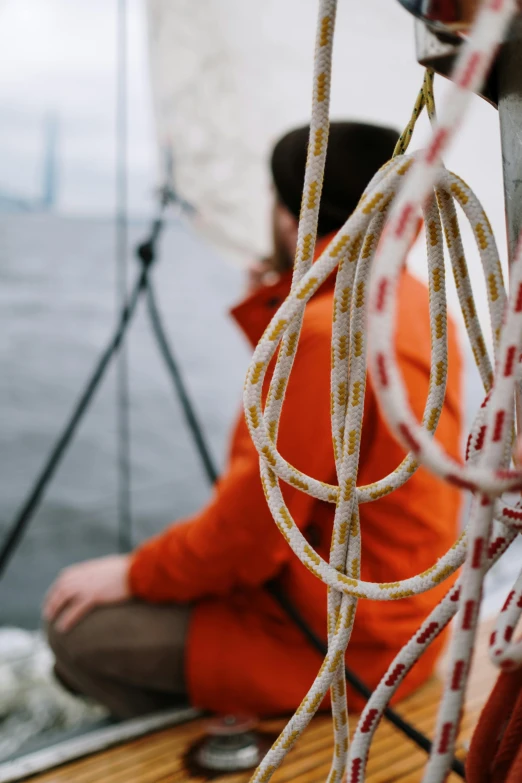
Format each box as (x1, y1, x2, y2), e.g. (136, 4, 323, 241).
(32, 623, 496, 783)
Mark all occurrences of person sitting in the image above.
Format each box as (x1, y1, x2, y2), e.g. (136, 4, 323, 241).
(44, 122, 463, 720)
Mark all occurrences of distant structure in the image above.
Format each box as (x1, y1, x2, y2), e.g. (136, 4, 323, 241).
(0, 113, 60, 212)
(41, 113, 59, 211)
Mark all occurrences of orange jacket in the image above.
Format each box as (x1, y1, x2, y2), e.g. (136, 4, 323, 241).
(129, 236, 463, 716)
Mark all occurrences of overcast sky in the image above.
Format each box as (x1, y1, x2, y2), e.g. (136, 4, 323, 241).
(0, 0, 156, 216)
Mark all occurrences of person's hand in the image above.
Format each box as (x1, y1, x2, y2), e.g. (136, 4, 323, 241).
(43, 555, 132, 632)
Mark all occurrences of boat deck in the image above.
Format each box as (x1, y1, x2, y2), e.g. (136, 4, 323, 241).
(31, 623, 495, 783)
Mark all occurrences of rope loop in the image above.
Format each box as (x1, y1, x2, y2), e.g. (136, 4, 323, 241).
(244, 2, 520, 782)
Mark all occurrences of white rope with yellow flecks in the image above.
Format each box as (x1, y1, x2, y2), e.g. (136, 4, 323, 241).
(243, 1, 522, 782)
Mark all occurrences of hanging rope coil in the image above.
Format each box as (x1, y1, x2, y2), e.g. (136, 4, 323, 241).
(243, 1, 520, 782)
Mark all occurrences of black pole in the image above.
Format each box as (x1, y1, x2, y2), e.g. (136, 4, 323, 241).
(266, 581, 466, 779)
(0, 271, 147, 580)
(116, 0, 132, 552)
(146, 282, 219, 485)
(136, 202, 220, 487)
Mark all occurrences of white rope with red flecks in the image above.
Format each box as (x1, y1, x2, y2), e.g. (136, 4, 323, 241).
(243, 1, 521, 782)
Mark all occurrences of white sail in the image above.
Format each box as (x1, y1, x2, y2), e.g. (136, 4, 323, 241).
(147, 0, 272, 264)
(146, 0, 420, 264)
(145, 0, 505, 270)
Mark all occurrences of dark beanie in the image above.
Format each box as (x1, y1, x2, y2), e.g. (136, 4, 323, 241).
(270, 121, 400, 236)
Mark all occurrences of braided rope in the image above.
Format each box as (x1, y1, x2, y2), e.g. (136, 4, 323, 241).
(243, 2, 520, 782)
(393, 68, 436, 157)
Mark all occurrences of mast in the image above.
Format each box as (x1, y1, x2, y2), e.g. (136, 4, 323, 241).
(497, 15, 522, 264)
(116, 0, 132, 552)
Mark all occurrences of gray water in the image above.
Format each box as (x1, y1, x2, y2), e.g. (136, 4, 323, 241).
(0, 212, 520, 631)
(0, 213, 249, 628)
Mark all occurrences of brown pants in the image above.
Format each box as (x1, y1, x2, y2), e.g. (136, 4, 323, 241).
(48, 600, 191, 719)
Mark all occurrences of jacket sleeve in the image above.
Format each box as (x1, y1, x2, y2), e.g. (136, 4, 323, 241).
(128, 328, 337, 603)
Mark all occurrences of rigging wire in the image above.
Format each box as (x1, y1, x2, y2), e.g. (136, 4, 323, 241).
(266, 581, 466, 779)
(0, 267, 148, 580)
(0, 222, 219, 577)
(146, 281, 219, 486)
(136, 188, 219, 486)
(116, 0, 132, 552)
(0, 197, 219, 581)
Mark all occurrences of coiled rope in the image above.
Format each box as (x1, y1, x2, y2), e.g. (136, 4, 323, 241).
(243, 1, 521, 782)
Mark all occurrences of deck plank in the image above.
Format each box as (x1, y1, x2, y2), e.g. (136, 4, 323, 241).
(31, 621, 497, 783)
